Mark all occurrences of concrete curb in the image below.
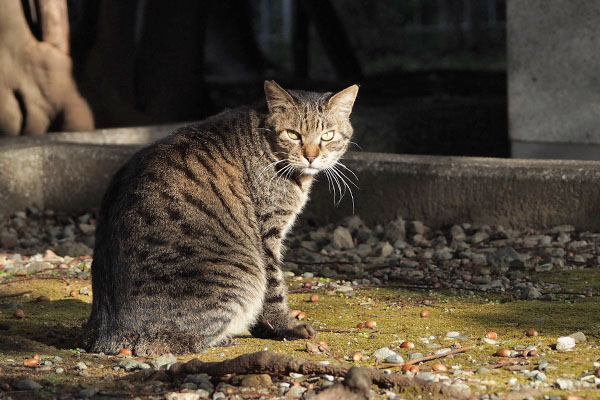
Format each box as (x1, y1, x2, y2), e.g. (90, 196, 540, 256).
(2, 126, 600, 229)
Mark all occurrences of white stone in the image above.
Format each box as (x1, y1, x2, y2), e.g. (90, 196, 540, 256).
(556, 336, 576, 351)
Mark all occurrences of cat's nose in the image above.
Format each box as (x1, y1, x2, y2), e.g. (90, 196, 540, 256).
(306, 156, 315, 164)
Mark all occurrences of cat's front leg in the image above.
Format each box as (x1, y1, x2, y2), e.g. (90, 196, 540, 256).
(250, 261, 316, 340)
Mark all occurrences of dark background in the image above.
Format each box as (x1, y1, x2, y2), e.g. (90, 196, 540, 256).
(63, 0, 508, 157)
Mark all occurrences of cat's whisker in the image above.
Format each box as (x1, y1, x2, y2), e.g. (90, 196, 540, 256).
(349, 141, 363, 150)
(258, 159, 289, 182)
(327, 167, 345, 206)
(335, 161, 359, 182)
(331, 164, 359, 189)
(325, 170, 338, 205)
(272, 164, 294, 200)
(282, 165, 296, 201)
(329, 166, 355, 213)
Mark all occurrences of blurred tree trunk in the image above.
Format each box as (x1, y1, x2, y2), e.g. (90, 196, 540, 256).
(0, 0, 93, 135)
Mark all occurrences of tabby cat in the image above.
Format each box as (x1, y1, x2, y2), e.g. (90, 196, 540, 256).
(83, 81, 359, 355)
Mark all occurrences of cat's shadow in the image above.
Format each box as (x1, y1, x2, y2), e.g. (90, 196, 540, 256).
(0, 299, 89, 353)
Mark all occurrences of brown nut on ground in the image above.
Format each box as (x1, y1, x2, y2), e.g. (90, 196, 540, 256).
(290, 309, 302, 318)
(36, 295, 50, 302)
(365, 320, 377, 329)
(526, 329, 538, 337)
(432, 362, 447, 372)
(119, 348, 132, 357)
(13, 309, 25, 319)
(23, 358, 38, 367)
(309, 294, 319, 302)
(297, 311, 307, 320)
(352, 351, 363, 361)
(420, 310, 430, 318)
(400, 341, 415, 349)
(496, 349, 511, 357)
(356, 322, 366, 329)
(485, 331, 498, 340)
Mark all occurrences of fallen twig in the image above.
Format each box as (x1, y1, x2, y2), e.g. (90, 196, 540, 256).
(0, 275, 69, 286)
(0, 290, 32, 298)
(132, 350, 469, 399)
(381, 345, 475, 368)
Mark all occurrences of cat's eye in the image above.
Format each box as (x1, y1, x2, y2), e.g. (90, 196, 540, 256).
(321, 130, 335, 141)
(286, 130, 301, 140)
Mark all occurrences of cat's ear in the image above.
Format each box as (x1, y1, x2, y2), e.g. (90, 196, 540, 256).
(264, 80, 294, 113)
(327, 84, 359, 118)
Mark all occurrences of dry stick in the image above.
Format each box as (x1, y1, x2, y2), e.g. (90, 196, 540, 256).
(0, 290, 32, 298)
(0, 275, 69, 286)
(380, 345, 475, 368)
(134, 351, 468, 399)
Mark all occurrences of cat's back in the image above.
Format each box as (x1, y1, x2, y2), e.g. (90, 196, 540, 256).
(95, 108, 263, 257)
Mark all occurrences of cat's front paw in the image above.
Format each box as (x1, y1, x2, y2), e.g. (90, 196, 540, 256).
(283, 322, 316, 340)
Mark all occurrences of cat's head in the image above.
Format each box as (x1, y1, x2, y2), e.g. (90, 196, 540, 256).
(264, 80, 358, 176)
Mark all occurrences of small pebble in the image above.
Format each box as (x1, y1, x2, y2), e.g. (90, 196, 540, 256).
(556, 336, 576, 351)
(14, 379, 42, 390)
(415, 372, 435, 382)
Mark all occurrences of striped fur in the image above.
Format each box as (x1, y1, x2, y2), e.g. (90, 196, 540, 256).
(83, 81, 358, 355)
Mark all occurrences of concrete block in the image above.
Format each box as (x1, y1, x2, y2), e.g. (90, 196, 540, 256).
(2, 125, 600, 230)
(508, 0, 600, 159)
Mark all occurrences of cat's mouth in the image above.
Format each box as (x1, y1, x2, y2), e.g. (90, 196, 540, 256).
(302, 167, 321, 175)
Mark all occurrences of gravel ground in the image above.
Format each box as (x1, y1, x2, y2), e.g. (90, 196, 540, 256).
(1, 208, 600, 400)
(285, 215, 599, 301)
(2, 208, 599, 300)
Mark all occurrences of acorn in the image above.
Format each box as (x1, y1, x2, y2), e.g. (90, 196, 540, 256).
(485, 331, 498, 340)
(119, 348, 132, 357)
(496, 349, 511, 357)
(365, 320, 377, 329)
(432, 362, 447, 372)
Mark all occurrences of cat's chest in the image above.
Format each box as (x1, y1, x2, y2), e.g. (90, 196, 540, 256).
(255, 174, 313, 242)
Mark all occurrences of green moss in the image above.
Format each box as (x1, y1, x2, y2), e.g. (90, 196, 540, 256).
(1, 274, 600, 398)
